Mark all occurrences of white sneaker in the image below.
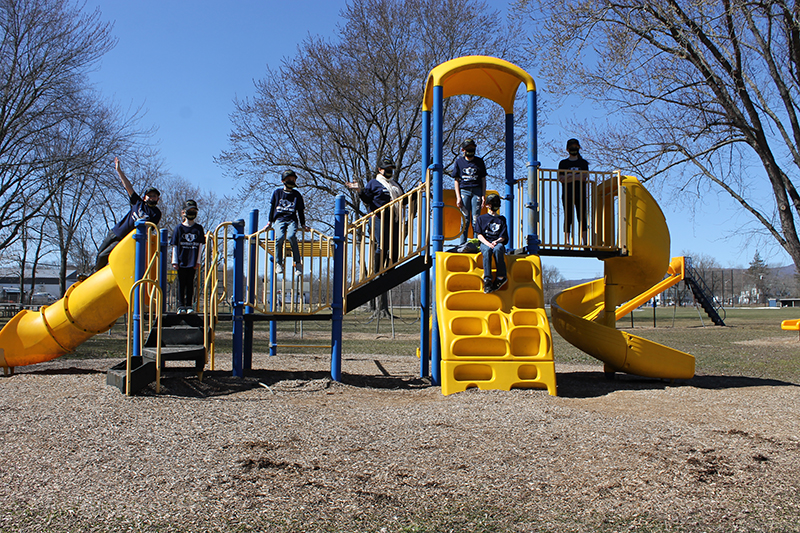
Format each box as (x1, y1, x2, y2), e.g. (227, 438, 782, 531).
(275, 263, 284, 275)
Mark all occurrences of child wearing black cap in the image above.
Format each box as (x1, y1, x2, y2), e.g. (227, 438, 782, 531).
(171, 200, 205, 313)
(95, 157, 162, 270)
(475, 193, 509, 294)
(264, 170, 310, 275)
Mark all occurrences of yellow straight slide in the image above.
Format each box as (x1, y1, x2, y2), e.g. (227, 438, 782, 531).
(550, 175, 695, 379)
(0, 231, 146, 371)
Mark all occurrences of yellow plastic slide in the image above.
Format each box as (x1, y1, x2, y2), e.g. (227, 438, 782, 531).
(0, 231, 145, 372)
(550, 175, 695, 379)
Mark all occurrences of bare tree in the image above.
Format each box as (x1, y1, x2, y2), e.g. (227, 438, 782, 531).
(542, 263, 566, 304)
(518, 0, 800, 272)
(0, 0, 116, 250)
(218, 0, 523, 226)
(157, 174, 237, 234)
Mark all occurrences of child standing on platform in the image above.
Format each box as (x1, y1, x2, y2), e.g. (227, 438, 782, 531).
(475, 193, 509, 294)
(265, 170, 310, 275)
(170, 200, 205, 313)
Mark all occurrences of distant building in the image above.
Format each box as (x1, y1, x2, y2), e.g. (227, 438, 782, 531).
(0, 268, 79, 303)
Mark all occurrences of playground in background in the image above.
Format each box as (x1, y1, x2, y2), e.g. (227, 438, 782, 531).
(1, 55, 737, 397)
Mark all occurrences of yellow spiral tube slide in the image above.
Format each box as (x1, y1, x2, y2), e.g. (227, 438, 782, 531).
(550, 175, 695, 379)
(0, 231, 149, 371)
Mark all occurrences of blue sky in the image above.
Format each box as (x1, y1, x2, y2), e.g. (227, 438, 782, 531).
(86, 1, 791, 280)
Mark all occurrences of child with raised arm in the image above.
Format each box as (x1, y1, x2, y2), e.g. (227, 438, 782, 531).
(475, 193, 509, 294)
(95, 157, 161, 270)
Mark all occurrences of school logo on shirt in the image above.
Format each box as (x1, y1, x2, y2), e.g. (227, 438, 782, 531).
(489, 222, 502, 233)
(276, 198, 296, 214)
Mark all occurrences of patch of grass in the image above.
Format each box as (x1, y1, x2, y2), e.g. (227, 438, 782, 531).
(5, 305, 800, 384)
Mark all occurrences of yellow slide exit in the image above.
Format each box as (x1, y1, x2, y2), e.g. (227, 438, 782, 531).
(550, 175, 695, 380)
(0, 231, 146, 371)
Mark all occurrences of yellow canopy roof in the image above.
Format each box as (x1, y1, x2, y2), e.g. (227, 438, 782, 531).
(422, 55, 536, 114)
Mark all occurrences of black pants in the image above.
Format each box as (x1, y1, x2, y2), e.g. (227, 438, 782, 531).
(95, 230, 122, 271)
(562, 181, 589, 234)
(177, 268, 197, 308)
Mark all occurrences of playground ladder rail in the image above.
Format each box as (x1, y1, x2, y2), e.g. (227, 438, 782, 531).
(345, 177, 430, 295)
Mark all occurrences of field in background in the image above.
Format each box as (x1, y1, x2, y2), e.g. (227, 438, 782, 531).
(4, 305, 799, 385)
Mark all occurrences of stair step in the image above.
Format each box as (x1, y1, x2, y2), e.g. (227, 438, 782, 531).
(143, 345, 206, 362)
(106, 357, 157, 394)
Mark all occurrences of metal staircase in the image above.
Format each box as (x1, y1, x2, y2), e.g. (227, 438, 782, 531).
(684, 259, 726, 326)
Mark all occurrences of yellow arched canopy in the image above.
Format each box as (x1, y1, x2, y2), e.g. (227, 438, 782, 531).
(422, 55, 536, 114)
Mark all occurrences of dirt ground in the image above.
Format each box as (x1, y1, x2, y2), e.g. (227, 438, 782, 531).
(1, 350, 799, 532)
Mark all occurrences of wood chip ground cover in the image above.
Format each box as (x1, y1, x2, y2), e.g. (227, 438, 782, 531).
(1, 348, 798, 533)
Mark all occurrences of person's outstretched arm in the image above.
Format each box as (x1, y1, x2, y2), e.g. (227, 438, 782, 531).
(115, 157, 136, 197)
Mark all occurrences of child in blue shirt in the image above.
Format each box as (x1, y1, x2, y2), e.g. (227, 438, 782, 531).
(265, 170, 310, 274)
(95, 157, 161, 270)
(475, 193, 509, 294)
(452, 139, 487, 244)
(170, 200, 205, 313)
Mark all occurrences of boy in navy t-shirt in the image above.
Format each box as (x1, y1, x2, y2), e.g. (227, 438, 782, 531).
(265, 170, 310, 274)
(95, 157, 161, 271)
(475, 193, 509, 294)
(170, 200, 205, 313)
(451, 138, 487, 244)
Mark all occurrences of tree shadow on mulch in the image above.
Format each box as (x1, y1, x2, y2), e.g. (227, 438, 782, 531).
(556, 370, 799, 399)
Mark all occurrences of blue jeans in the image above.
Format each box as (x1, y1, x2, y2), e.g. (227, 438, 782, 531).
(480, 242, 507, 282)
(459, 188, 482, 244)
(274, 219, 300, 265)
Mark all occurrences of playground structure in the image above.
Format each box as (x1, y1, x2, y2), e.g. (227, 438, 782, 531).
(0, 55, 732, 395)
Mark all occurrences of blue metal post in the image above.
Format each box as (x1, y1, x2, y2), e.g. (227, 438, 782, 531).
(505, 112, 515, 250)
(159, 228, 168, 314)
(431, 85, 444, 385)
(526, 89, 540, 254)
(268, 228, 277, 356)
(244, 209, 258, 371)
(331, 194, 346, 381)
(419, 109, 431, 377)
(232, 219, 245, 378)
(132, 221, 148, 358)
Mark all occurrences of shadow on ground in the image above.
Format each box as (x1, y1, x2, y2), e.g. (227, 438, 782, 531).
(555, 370, 798, 399)
(135, 369, 431, 398)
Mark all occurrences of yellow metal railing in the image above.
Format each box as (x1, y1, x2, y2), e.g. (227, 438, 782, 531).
(515, 169, 626, 254)
(345, 177, 430, 294)
(203, 221, 235, 370)
(247, 227, 336, 315)
(125, 222, 163, 395)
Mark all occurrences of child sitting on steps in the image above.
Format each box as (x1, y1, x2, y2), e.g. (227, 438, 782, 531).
(475, 193, 509, 294)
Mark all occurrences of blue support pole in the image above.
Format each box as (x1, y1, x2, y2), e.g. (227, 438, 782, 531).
(505, 112, 515, 250)
(526, 89, 541, 255)
(419, 109, 431, 377)
(132, 221, 148, 358)
(431, 85, 444, 385)
(159, 228, 168, 314)
(331, 194, 346, 382)
(232, 219, 245, 378)
(267, 228, 277, 356)
(244, 209, 258, 371)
